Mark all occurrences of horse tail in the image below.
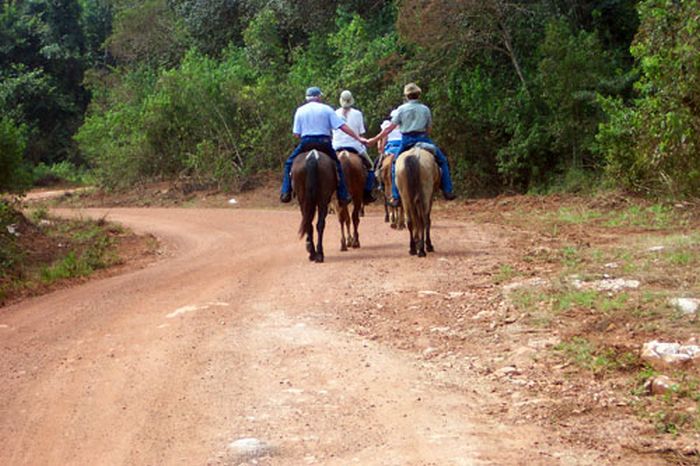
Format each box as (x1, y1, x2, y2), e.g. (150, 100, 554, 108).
(299, 152, 319, 238)
(405, 153, 425, 233)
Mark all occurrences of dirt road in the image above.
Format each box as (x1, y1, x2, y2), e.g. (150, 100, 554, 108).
(0, 207, 649, 465)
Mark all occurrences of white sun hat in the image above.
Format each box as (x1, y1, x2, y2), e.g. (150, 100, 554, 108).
(339, 90, 354, 108)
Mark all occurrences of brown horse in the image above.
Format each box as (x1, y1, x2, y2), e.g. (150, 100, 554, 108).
(291, 149, 336, 263)
(395, 147, 440, 257)
(336, 151, 367, 251)
(380, 154, 405, 230)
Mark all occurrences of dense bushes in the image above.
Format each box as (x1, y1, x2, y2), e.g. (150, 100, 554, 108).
(0, 117, 31, 193)
(598, 0, 700, 196)
(4, 0, 698, 197)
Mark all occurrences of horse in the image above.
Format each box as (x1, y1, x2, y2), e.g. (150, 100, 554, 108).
(395, 147, 440, 257)
(380, 154, 405, 230)
(291, 149, 336, 263)
(336, 150, 366, 251)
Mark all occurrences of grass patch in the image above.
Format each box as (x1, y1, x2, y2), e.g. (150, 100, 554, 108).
(554, 337, 638, 373)
(493, 264, 517, 284)
(0, 204, 127, 304)
(603, 204, 675, 229)
(554, 290, 598, 312)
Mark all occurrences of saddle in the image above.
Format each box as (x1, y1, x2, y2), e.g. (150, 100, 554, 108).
(412, 142, 438, 156)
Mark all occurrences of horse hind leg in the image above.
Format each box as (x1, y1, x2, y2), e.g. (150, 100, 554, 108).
(426, 216, 434, 253)
(407, 219, 417, 256)
(339, 209, 348, 252)
(315, 203, 328, 263)
(351, 204, 361, 248)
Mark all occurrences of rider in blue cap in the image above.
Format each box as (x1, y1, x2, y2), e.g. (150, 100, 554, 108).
(280, 87, 368, 206)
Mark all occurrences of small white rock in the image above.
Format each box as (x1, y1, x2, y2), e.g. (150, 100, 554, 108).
(669, 297, 700, 315)
(648, 245, 665, 252)
(228, 198, 238, 204)
(641, 340, 700, 369)
(228, 438, 272, 459)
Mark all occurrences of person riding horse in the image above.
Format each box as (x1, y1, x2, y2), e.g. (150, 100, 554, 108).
(332, 90, 376, 204)
(375, 108, 403, 190)
(280, 87, 367, 205)
(367, 83, 456, 207)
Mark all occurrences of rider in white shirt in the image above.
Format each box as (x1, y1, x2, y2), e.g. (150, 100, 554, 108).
(280, 87, 367, 205)
(332, 90, 376, 203)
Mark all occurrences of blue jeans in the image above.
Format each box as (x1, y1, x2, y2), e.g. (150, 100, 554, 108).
(391, 133, 454, 200)
(334, 146, 376, 193)
(384, 140, 401, 156)
(281, 136, 350, 201)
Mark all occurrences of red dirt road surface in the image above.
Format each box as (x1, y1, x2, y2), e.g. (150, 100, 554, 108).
(0, 207, 660, 465)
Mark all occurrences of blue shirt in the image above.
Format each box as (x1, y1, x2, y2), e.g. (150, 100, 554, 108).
(293, 101, 345, 137)
(391, 99, 432, 133)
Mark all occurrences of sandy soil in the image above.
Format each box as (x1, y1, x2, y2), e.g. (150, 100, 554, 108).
(0, 205, 666, 465)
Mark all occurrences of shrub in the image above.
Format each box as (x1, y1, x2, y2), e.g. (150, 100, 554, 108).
(597, 0, 700, 196)
(0, 116, 31, 193)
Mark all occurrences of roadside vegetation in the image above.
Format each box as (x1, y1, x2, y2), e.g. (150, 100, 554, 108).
(1, 1, 699, 197)
(0, 200, 155, 305)
(472, 196, 700, 444)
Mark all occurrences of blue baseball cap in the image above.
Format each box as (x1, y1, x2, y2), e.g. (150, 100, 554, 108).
(305, 86, 323, 98)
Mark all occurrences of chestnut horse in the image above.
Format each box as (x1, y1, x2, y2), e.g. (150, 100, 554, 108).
(380, 154, 405, 229)
(336, 150, 367, 251)
(291, 150, 336, 262)
(395, 147, 440, 257)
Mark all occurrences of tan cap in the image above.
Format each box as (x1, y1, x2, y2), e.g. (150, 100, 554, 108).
(339, 90, 354, 108)
(403, 82, 421, 96)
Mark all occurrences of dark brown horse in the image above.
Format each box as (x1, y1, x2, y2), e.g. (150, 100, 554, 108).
(380, 154, 405, 230)
(336, 150, 367, 251)
(395, 147, 440, 257)
(291, 149, 336, 263)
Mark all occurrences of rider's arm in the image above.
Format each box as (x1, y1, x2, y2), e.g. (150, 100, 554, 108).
(367, 122, 398, 146)
(339, 123, 366, 144)
(377, 135, 386, 154)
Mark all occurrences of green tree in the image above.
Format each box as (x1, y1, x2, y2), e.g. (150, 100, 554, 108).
(598, 0, 700, 195)
(0, 116, 31, 193)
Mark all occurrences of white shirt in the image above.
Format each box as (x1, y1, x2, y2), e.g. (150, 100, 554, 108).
(332, 107, 366, 154)
(381, 119, 402, 142)
(293, 101, 345, 137)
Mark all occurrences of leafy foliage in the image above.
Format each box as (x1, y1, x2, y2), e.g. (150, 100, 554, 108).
(598, 0, 700, 196)
(0, 116, 31, 193)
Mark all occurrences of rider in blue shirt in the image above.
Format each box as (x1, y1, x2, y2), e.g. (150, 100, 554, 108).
(367, 83, 456, 206)
(280, 87, 367, 206)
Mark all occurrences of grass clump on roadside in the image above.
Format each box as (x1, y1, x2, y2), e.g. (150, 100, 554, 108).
(554, 336, 639, 374)
(0, 202, 127, 304)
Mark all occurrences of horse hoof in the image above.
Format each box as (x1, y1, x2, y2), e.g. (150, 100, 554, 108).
(418, 250, 426, 257)
(341, 245, 348, 252)
(390, 224, 397, 229)
(426, 244, 434, 252)
(352, 241, 360, 249)
(409, 249, 417, 256)
(315, 255, 324, 263)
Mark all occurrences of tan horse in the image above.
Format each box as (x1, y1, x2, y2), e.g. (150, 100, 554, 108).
(336, 150, 366, 250)
(395, 147, 440, 257)
(291, 150, 336, 262)
(380, 154, 405, 229)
